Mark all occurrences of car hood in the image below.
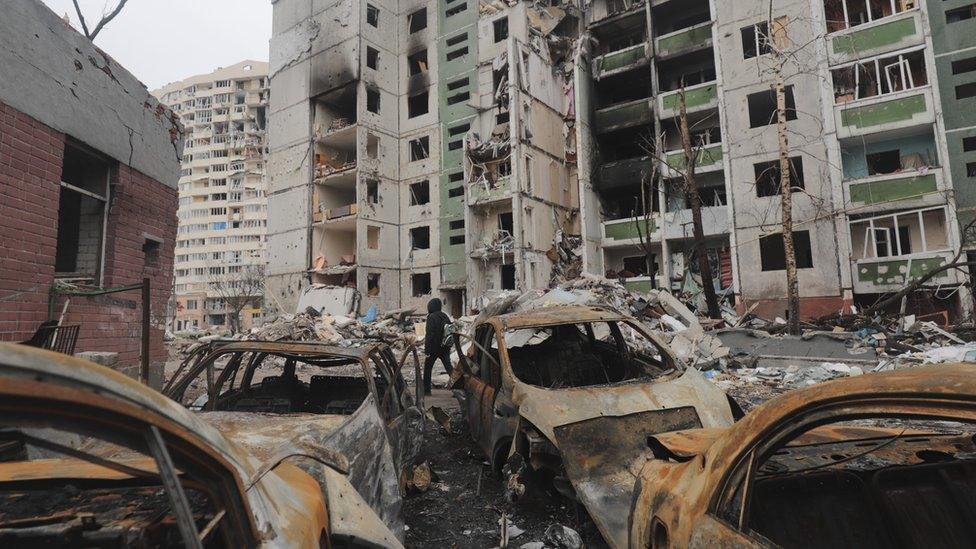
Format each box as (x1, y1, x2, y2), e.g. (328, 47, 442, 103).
(513, 367, 733, 443)
(519, 368, 734, 549)
(200, 412, 351, 464)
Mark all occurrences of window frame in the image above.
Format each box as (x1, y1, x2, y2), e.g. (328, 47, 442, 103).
(56, 141, 112, 284)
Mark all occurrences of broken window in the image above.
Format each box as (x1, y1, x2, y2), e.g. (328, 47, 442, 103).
(366, 3, 379, 27)
(366, 179, 379, 204)
(498, 160, 512, 177)
(450, 235, 465, 245)
(367, 225, 380, 249)
(411, 272, 432, 296)
(449, 219, 464, 230)
(957, 82, 976, 100)
(366, 46, 379, 70)
(143, 235, 161, 267)
(754, 157, 805, 197)
(446, 46, 469, 61)
(409, 136, 430, 161)
(448, 186, 464, 198)
(501, 320, 675, 389)
(759, 230, 813, 271)
(498, 211, 514, 236)
(366, 87, 380, 113)
(622, 256, 650, 276)
(965, 137, 976, 153)
(408, 91, 429, 117)
(823, 0, 913, 32)
(947, 4, 976, 24)
(748, 86, 797, 128)
(850, 207, 949, 260)
(832, 50, 927, 103)
(408, 49, 428, 76)
(494, 17, 509, 43)
(366, 133, 379, 158)
(56, 142, 111, 280)
(741, 22, 770, 59)
(952, 56, 976, 75)
(408, 7, 427, 33)
(409, 180, 430, 205)
(410, 226, 431, 249)
(968, 162, 976, 177)
(445, 2, 467, 17)
(866, 149, 901, 175)
(500, 264, 516, 290)
(447, 91, 470, 105)
(367, 272, 381, 296)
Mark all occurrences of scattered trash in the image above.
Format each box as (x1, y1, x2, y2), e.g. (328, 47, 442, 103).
(406, 462, 434, 494)
(427, 406, 453, 433)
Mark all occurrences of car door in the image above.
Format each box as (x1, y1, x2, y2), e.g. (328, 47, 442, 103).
(376, 346, 425, 475)
(454, 324, 491, 446)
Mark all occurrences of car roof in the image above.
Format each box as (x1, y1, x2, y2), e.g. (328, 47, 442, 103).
(0, 343, 260, 476)
(490, 305, 630, 330)
(201, 339, 384, 361)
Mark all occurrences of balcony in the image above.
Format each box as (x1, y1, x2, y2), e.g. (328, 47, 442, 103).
(828, 10, 923, 65)
(660, 205, 729, 240)
(853, 251, 957, 293)
(595, 156, 654, 192)
(835, 88, 934, 140)
(468, 177, 512, 207)
(655, 21, 712, 59)
(592, 43, 650, 79)
(594, 97, 655, 134)
(658, 81, 718, 119)
(602, 216, 658, 246)
(621, 276, 659, 293)
(845, 170, 943, 214)
(664, 142, 723, 176)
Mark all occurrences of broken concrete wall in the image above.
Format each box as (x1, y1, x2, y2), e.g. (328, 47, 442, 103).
(0, 0, 183, 187)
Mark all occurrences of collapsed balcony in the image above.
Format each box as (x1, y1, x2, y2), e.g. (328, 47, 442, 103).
(593, 71, 654, 134)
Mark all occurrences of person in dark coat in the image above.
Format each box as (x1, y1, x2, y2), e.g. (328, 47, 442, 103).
(423, 298, 452, 395)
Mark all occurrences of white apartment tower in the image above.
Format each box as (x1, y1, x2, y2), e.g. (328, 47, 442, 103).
(154, 61, 270, 332)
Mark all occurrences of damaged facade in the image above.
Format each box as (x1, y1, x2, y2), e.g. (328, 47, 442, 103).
(269, 0, 975, 319)
(154, 61, 270, 333)
(0, 0, 182, 377)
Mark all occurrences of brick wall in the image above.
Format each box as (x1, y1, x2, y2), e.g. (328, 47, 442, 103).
(0, 100, 177, 371)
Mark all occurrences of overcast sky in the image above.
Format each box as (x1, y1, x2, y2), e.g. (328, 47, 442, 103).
(40, 0, 272, 91)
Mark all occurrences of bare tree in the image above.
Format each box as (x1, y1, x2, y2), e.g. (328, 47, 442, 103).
(70, 0, 129, 41)
(209, 265, 265, 334)
(677, 86, 722, 319)
(769, 15, 801, 335)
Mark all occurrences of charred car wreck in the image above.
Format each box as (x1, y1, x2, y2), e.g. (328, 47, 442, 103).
(0, 341, 423, 548)
(629, 364, 976, 549)
(450, 306, 737, 547)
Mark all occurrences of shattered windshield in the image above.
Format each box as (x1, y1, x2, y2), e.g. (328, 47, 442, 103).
(503, 320, 675, 389)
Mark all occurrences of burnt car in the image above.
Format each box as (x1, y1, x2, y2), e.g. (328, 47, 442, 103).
(450, 305, 737, 546)
(162, 340, 425, 539)
(0, 342, 408, 547)
(629, 364, 976, 549)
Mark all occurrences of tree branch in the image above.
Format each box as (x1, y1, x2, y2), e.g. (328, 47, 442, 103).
(71, 0, 92, 38)
(88, 0, 129, 40)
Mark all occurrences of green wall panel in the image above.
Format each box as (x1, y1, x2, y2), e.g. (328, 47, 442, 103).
(832, 17, 917, 55)
(848, 173, 937, 205)
(840, 93, 926, 129)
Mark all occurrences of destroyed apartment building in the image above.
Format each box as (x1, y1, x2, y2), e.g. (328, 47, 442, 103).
(154, 62, 270, 333)
(0, 0, 183, 383)
(267, 0, 976, 321)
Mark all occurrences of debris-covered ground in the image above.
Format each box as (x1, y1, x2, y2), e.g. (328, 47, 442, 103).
(403, 396, 606, 549)
(165, 272, 976, 547)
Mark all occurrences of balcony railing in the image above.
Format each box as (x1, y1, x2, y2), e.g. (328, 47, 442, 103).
(853, 251, 956, 293)
(658, 81, 718, 119)
(603, 216, 658, 244)
(845, 170, 941, 212)
(468, 177, 511, 207)
(594, 97, 654, 133)
(664, 143, 723, 174)
(835, 87, 933, 139)
(595, 156, 654, 191)
(592, 43, 649, 78)
(656, 21, 712, 58)
(828, 10, 922, 65)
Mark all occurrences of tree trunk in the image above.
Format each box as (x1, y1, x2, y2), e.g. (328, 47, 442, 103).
(679, 88, 722, 319)
(774, 57, 800, 334)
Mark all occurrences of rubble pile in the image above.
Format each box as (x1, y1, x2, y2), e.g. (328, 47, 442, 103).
(241, 307, 421, 349)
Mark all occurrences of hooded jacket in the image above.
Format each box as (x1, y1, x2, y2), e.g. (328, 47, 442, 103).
(424, 298, 451, 354)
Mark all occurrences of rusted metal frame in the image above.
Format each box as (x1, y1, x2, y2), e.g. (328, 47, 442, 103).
(163, 344, 212, 394)
(397, 344, 423, 406)
(1, 430, 158, 481)
(245, 448, 350, 491)
(207, 352, 248, 411)
(0, 380, 259, 546)
(145, 425, 203, 549)
(197, 509, 226, 544)
(369, 349, 401, 421)
(708, 397, 976, 525)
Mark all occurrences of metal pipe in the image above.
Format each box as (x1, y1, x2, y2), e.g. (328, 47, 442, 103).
(142, 277, 151, 385)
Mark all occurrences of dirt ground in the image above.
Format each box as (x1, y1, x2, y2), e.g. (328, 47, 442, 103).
(404, 391, 608, 549)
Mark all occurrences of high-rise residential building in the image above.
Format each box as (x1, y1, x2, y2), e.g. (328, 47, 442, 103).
(268, 0, 976, 320)
(154, 61, 270, 331)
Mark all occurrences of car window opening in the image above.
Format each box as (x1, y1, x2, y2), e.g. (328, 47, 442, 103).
(503, 321, 672, 389)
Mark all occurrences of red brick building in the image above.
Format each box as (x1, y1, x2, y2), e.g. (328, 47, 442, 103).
(0, 0, 183, 382)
